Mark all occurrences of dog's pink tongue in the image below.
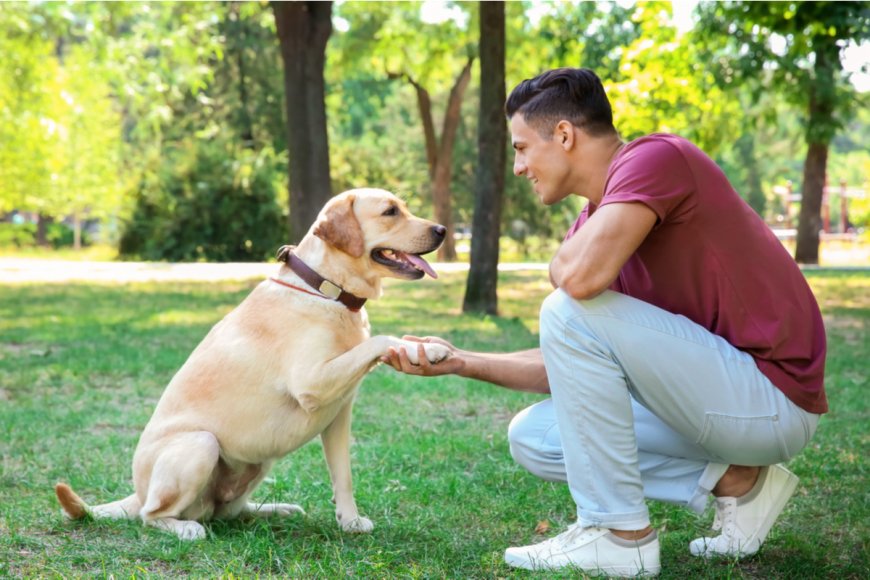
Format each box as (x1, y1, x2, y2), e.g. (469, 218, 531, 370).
(405, 253, 438, 278)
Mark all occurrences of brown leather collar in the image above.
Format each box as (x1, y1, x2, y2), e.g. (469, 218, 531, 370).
(283, 251, 367, 312)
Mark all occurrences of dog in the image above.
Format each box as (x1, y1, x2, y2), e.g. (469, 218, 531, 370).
(55, 188, 450, 540)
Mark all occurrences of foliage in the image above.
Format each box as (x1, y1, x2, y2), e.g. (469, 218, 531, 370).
(608, 2, 741, 156)
(118, 140, 285, 262)
(696, 1, 870, 249)
(697, 1, 869, 143)
(1, 269, 868, 576)
(0, 222, 90, 249)
(1, 1, 868, 259)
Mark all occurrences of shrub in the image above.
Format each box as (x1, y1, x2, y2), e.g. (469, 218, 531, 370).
(0, 221, 89, 248)
(119, 140, 286, 262)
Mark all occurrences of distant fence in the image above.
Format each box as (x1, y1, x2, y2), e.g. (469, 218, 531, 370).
(772, 180, 866, 233)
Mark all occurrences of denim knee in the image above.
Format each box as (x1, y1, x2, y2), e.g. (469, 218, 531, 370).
(507, 407, 538, 473)
(539, 289, 574, 347)
(507, 403, 565, 482)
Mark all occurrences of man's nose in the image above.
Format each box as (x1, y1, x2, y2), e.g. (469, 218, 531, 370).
(513, 158, 526, 177)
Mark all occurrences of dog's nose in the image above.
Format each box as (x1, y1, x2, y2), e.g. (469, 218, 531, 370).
(433, 225, 447, 239)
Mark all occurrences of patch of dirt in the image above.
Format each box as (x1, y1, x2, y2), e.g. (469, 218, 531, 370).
(0, 342, 57, 359)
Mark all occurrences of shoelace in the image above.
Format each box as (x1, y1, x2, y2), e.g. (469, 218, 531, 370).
(711, 497, 738, 535)
(548, 524, 603, 549)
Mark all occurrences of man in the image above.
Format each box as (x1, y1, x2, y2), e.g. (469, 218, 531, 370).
(382, 68, 826, 577)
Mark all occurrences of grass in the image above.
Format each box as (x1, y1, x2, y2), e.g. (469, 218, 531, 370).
(0, 269, 867, 578)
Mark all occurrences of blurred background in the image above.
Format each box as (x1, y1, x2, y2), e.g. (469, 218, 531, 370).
(0, 1, 867, 266)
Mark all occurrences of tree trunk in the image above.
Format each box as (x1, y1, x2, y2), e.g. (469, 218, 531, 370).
(229, 1, 255, 147)
(73, 213, 82, 250)
(795, 142, 827, 264)
(464, 2, 505, 314)
(36, 214, 51, 247)
(433, 58, 474, 261)
(273, 1, 333, 244)
(398, 59, 474, 262)
(736, 133, 765, 216)
(794, 34, 837, 265)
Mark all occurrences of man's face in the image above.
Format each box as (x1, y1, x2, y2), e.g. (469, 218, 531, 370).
(510, 114, 572, 206)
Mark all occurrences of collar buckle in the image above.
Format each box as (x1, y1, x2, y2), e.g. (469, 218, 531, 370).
(318, 280, 342, 300)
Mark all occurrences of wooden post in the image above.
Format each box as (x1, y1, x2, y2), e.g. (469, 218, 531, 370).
(822, 177, 830, 234)
(840, 179, 849, 233)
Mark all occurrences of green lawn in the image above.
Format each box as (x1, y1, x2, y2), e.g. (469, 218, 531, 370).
(0, 270, 867, 578)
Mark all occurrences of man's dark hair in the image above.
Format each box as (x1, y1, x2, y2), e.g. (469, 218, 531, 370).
(505, 68, 615, 138)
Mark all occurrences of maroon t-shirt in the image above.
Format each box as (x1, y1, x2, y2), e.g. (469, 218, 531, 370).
(565, 134, 827, 414)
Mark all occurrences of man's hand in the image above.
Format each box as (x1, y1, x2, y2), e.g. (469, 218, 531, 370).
(380, 335, 465, 377)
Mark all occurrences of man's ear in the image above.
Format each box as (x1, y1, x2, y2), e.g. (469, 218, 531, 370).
(555, 120, 575, 150)
(313, 194, 366, 258)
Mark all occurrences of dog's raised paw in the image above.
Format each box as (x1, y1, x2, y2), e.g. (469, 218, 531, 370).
(422, 343, 450, 364)
(340, 516, 374, 533)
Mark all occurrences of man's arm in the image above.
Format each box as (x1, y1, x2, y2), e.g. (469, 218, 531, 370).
(550, 202, 657, 299)
(381, 336, 550, 394)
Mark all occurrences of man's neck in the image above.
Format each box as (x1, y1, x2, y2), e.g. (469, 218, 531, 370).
(579, 133, 625, 206)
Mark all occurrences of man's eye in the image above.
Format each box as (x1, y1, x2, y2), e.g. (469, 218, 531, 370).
(382, 206, 398, 217)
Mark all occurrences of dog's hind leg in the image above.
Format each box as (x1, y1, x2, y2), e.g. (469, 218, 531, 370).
(138, 431, 220, 541)
(55, 483, 141, 520)
(242, 501, 306, 518)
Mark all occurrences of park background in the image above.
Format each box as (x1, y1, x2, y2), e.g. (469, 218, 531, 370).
(1, 1, 868, 578)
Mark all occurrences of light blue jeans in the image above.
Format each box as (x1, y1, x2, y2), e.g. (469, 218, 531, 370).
(508, 289, 819, 531)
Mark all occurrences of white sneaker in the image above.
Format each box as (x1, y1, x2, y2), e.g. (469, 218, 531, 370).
(504, 524, 661, 577)
(690, 464, 799, 558)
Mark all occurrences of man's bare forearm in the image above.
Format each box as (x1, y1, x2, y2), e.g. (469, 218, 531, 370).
(457, 348, 550, 393)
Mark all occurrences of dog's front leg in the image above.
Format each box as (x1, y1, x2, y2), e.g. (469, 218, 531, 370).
(321, 401, 373, 533)
(294, 336, 449, 413)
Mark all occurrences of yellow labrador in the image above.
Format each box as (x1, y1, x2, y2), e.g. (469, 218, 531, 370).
(55, 188, 449, 540)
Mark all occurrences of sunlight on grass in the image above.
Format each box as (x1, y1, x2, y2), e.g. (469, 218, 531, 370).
(140, 308, 235, 328)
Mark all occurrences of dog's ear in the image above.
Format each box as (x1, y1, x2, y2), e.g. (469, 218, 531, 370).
(276, 245, 294, 263)
(313, 195, 365, 258)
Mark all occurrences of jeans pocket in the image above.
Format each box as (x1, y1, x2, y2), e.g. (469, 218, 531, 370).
(696, 412, 791, 465)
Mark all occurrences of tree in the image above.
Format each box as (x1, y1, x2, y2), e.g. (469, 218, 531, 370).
(697, 1, 870, 263)
(333, 2, 478, 261)
(390, 58, 474, 262)
(273, 1, 333, 244)
(0, 4, 54, 222)
(608, 2, 741, 156)
(0, 3, 128, 248)
(463, 1, 506, 314)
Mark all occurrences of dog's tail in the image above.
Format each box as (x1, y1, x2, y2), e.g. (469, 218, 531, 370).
(55, 482, 141, 520)
(55, 482, 90, 519)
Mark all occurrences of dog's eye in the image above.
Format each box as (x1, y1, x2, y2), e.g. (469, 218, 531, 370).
(382, 206, 398, 217)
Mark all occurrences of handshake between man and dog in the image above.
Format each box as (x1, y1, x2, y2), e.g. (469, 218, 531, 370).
(55, 188, 449, 540)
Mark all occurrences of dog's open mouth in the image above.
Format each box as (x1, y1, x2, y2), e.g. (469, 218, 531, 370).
(371, 248, 438, 279)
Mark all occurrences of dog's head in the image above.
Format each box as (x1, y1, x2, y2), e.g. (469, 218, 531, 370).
(305, 188, 445, 282)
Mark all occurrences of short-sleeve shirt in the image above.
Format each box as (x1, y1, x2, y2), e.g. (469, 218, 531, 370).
(565, 134, 827, 414)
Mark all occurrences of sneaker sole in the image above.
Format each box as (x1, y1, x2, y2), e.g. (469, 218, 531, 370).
(504, 552, 661, 577)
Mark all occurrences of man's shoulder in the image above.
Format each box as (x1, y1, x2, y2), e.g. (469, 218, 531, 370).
(625, 133, 693, 154)
(620, 133, 714, 172)
(615, 133, 693, 171)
